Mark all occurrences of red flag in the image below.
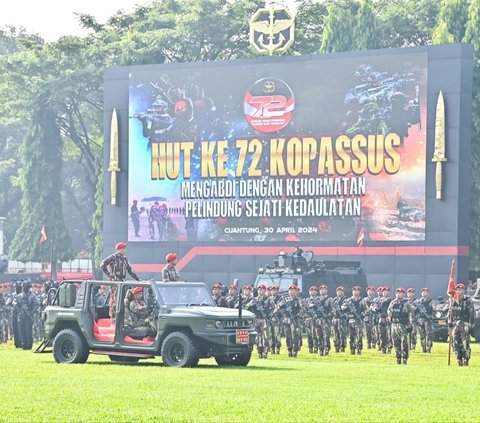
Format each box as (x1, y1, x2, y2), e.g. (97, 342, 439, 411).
(39, 225, 47, 244)
(447, 259, 456, 298)
(356, 227, 365, 247)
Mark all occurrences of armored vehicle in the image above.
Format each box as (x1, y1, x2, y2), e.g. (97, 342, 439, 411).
(254, 247, 367, 296)
(40, 280, 256, 367)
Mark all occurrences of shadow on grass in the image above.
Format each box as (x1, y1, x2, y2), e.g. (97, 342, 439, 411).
(86, 361, 293, 371)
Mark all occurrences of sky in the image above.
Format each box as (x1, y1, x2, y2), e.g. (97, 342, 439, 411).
(0, 0, 152, 41)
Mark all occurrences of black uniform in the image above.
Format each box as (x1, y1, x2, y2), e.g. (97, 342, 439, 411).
(11, 282, 23, 348)
(16, 282, 40, 350)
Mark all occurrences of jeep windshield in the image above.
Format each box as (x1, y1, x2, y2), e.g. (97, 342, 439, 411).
(155, 284, 215, 307)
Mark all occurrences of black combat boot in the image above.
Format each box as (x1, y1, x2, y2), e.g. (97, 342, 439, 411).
(324, 349, 329, 356)
(341, 347, 346, 352)
(288, 350, 293, 357)
(319, 349, 324, 356)
(396, 356, 401, 364)
(458, 358, 463, 366)
(422, 346, 427, 353)
(464, 358, 469, 366)
(313, 347, 318, 353)
(367, 342, 371, 349)
(293, 351, 298, 358)
(357, 349, 362, 355)
(350, 348, 356, 355)
(403, 358, 407, 365)
(308, 346, 313, 354)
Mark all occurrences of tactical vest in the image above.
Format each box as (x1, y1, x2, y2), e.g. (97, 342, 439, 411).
(390, 300, 408, 323)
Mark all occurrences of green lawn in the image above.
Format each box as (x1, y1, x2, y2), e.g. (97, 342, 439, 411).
(0, 341, 479, 422)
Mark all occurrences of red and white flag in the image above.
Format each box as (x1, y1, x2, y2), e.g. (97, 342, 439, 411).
(356, 227, 365, 247)
(39, 225, 47, 244)
(447, 259, 456, 299)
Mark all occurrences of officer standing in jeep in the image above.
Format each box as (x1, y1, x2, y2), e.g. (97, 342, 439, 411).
(387, 288, 413, 364)
(100, 242, 140, 322)
(162, 253, 180, 282)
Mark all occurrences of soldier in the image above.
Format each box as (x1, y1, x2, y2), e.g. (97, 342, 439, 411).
(361, 286, 377, 349)
(11, 281, 23, 348)
(342, 286, 364, 355)
(447, 283, 475, 366)
(211, 283, 228, 307)
(32, 283, 44, 342)
(276, 285, 303, 357)
(16, 281, 40, 350)
(387, 287, 413, 364)
(130, 199, 141, 237)
(318, 284, 333, 356)
(100, 242, 140, 322)
(268, 285, 283, 354)
(415, 287, 434, 353)
(236, 284, 254, 308)
(332, 286, 348, 353)
(127, 286, 156, 337)
(304, 286, 320, 353)
(377, 286, 393, 354)
(162, 253, 180, 282)
(225, 284, 238, 308)
(94, 285, 107, 307)
(245, 284, 272, 358)
(406, 288, 418, 350)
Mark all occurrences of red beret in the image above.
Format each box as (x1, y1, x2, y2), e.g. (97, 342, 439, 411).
(166, 253, 177, 262)
(257, 284, 267, 290)
(407, 288, 415, 293)
(421, 287, 429, 292)
(288, 285, 300, 291)
(319, 284, 328, 289)
(456, 283, 465, 290)
(116, 242, 127, 250)
(243, 285, 253, 290)
(396, 287, 406, 294)
(309, 286, 319, 291)
(229, 284, 238, 290)
(353, 285, 361, 291)
(383, 286, 391, 291)
(376, 286, 383, 292)
(336, 286, 345, 291)
(212, 283, 222, 290)
(132, 287, 143, 295)
(271, 285, 279, 290)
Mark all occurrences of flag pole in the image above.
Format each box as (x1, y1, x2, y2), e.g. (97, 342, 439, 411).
(446, 259, 456, 366)
(50, 229, 55, 281)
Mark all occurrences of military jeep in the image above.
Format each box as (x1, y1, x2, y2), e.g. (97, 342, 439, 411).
(41, 280, 256, 367)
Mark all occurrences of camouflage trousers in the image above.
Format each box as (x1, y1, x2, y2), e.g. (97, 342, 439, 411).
(409, 321, 417, 349)
(348, 318, 363, 353)
(267, 318, 282, 353)
(255, 318, 269, 356)
(33, 315, 44, 341)
(364, 317, 377, 348)
(0, 315, 6, 343)
(318, 318, 331, 355)
(378, 318, 392, 353)
(452, 321, 471, 362)
(332, 318, 347, 352)
(305, 317, 318, 351)
(417, 318, 432, 352)
(109, 286, 118, 323)
(391, 323, 409, 360)
(283, 318, 302, 355)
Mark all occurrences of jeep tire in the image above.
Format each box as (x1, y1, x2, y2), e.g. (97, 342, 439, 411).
(53, 329, 89, 364)
(161, 331, 199, 368)
(215, 350, 251, 366)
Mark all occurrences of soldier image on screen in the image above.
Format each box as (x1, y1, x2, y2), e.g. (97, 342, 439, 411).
(406, 288, 418, 350)
(445, 283, 475, 366)
(415, 287, 434, 353)
(377, 287, 393, 354)
(318, 284, 333, 356)
(342, 286, 364, 355)
(15, 281, 40, 350)
(276, 285, 303, 358)
(211, 283, 228, 308)
(130, 200, 142, 237)
(332, 286, 348, 353)
(100, 242, 140, 323)
(361, 286, 378, 349)
(267, 285, 283, 354)
(387, 287, 413, 364)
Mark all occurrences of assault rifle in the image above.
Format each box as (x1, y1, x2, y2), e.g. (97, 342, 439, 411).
(415, 300, 432, 321)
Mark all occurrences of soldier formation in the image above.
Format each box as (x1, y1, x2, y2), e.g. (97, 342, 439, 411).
(209, 282, 452, 365)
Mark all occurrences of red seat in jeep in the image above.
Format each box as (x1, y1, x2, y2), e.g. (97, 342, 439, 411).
(124, 336, 155, 345)
(93, 318, 115, 342)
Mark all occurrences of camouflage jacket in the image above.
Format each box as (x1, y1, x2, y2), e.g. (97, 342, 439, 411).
(101, 253, 139, 281)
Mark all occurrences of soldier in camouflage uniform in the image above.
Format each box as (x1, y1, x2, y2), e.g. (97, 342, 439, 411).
(446, 283, 475, 366)
(162, 253, 180, 282)
(387, 287, 413, 364)
(3, 283, 14, 342)
(100, 242, 140, 323)
(126, 286, 156, 337)
(377, 287, 393, 354)
(304, 286, 320, 353)
(0, 284, 6, 344)
(406, 288, 418, 350)
(374, 286, 383, 350)
(361, 286, 377, 349)
(32, 284, 45, 342)
(342, 286, 364, 355)
(268, 285, 283, 354)
(415, 287, 434, 353)
(332, 286, 348, 353)
(318, 284, 333, 356)
(211, 283, 228, 307)
(245, 284, 273, 358)
(225, 284, 238, 309)
(276, 285, 303, 357)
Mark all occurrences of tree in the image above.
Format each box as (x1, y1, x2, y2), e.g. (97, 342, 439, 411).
(320, 1, 358, 53)
(9, 94, 73, 266)
(354, 0, 379, 50)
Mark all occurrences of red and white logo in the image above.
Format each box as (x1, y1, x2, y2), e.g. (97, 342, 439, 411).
(244, 78, 295, 133)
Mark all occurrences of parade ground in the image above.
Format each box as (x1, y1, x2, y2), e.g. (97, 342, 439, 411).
(0, 342, 478, 422)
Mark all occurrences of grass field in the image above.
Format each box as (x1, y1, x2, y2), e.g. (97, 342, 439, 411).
(1, 341, 479, 422)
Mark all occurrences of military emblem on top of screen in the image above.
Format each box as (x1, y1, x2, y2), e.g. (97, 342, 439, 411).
(249, 6, 295, 56)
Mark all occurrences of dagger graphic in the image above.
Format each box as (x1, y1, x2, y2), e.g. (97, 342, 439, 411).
(108, 108, 120, 205)
(432, 91, 446, 200)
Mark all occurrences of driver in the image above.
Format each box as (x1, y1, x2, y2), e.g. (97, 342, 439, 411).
(128, 287, 156, 337)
